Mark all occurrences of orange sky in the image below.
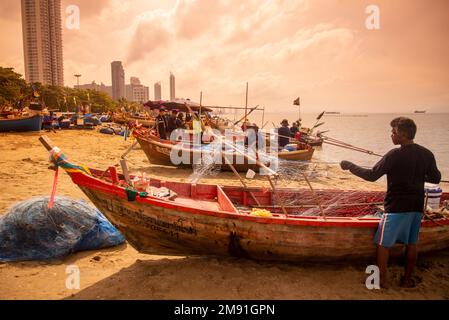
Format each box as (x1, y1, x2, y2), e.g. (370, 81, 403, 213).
(1, 0, 448, 113)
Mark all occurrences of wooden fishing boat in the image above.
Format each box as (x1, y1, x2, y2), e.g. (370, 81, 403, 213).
(0, 114, 42, 132)
(302, 135, 323, 147)
(39, 136, 449, 261)
(126, 115, 154, 127)
(132, 127, 268, 172)
(112, 112, 155, 127)
(112, 113, 127, 125)
(278, 142, 314, 161)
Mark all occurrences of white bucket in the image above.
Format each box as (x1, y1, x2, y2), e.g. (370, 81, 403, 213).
(425, 183, 442, 210)
(246, 169, 256, 179)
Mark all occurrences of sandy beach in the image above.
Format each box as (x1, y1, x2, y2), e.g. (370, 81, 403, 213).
(1, 129, 448, 300)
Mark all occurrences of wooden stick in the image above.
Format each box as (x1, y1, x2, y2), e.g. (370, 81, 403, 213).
(233, 105, 259, 126)
(261, 106, 265, 129)
(267, 175, 288, 215)
(120, 159, 131, 185)
(212, 133, 277, 176)
(121, 140, 138, 159)
(226, 162, 261, 206)
(199, 91, 202, 116)
(244, 82, 248, 122)
(302, 173, 326, 219)
(39, 135, 55, 151)
(323, 140, 382, 157)
(251, 202, 384, 209)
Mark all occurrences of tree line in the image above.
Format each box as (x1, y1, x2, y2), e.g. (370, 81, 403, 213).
(0, 66, 125, 113)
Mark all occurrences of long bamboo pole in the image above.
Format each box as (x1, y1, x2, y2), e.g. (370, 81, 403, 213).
(302, 173, 325, 219)
(244, 82, 248, 122)
(199, 91, 202, 116)
(209, 132, 289, 214)
(225, 160, 261, 206)
(261, 129, 381, 157)
(261, 106, 265, 129)
(267, 175, 288, 214)
(233, 105, 259, 126)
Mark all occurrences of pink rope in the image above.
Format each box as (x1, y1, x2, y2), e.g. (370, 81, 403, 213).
(48, 168, 59, 209)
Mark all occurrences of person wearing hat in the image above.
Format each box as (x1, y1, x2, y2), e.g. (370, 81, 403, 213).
(278, 119, 291, 148)
(156, 108, 168, 140)
(245, 123, 265, 152)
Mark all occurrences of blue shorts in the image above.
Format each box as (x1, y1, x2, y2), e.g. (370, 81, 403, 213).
(374, 212, 422, 248)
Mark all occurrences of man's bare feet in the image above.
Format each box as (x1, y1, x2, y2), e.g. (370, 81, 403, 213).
(400, 276, 416, 288)
(380, 280, 390, 289)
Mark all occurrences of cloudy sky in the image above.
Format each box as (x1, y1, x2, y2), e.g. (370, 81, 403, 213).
(1, 0, 448, 113)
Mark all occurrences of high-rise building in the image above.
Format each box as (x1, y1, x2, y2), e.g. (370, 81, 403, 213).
(154, 82, 162, 100)
(169, 72, 175, 101)
(21, 0, 64, 86)
(75, 81, 112, 98)
(130, 77, 140, 86)
(125, 77, 149, 103)
(111, 61, 125, 100)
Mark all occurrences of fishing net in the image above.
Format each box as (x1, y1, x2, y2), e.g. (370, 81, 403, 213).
(265, 160, 385, 217)
(272, 188, 385, 217)
(243, 158, 386, 218)
(0, 196, 125, 262)
(189, 143, 222, 183)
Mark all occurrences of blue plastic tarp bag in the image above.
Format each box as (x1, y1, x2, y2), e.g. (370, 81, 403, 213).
(0, 196, 125, 262)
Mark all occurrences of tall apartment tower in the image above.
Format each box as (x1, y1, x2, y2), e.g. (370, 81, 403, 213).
(21, 0, 64, 86)
(126, 77, 149, 103)
(169, 72, 175, 101)
(154, 82, 162, 100)
(111, 61, 125, 100)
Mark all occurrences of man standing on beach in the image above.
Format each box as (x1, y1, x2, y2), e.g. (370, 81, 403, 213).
(340, 117, 441, 288)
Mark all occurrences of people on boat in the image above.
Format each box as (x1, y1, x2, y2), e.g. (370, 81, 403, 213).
(176, 112, 185, 129)
(241, 119, 251, 132)
(294, 130, 302, 142)
(167, 109, 178, 137)
(278, 119, 291, 149)
(290, 121, 300, 137)
(340, 117, 441, 288)
(245, 123, 265, 152)
(155, 108, 168, 140)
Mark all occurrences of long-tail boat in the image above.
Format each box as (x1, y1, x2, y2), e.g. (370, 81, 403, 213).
(0, 114, 43, 132)
(278, 142, 314, 161)
(112, 113, 128, 125)
(126, 115, 154, 127)
(39, 136, 449, 261)
(132, 127, 269, 172)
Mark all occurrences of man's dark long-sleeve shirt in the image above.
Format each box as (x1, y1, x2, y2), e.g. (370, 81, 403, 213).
(278, 126, 291, 148)
(348, 143, 441, 213)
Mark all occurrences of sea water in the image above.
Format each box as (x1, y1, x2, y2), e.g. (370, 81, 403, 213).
(239, 112, 449, 180)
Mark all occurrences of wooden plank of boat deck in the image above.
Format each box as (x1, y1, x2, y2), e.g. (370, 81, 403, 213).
(173, 197, 221, 212)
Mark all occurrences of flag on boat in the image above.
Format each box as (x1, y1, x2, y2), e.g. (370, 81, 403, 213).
(293, 97, 300, 105)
